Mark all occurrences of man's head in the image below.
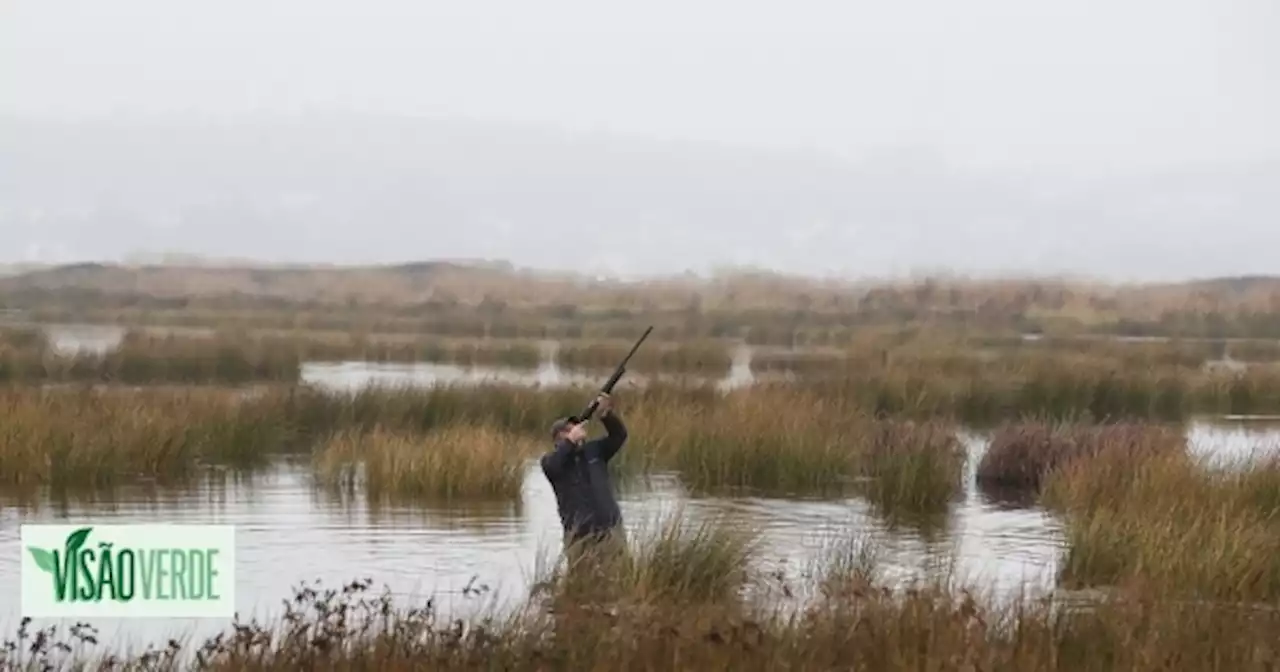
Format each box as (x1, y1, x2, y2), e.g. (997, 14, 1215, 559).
(550, 416, 588, 445)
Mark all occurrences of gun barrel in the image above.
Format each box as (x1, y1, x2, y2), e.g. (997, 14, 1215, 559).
(575, 326, 652, 422)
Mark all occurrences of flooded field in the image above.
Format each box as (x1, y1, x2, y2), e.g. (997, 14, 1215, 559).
(5, 323, 1280, 652)
(3, 417, 1278, 650)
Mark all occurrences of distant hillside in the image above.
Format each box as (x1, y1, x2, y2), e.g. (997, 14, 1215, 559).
(0, 260, 605, 307)
(3, 261, 1280, 317)
(0, 263, 51, 278)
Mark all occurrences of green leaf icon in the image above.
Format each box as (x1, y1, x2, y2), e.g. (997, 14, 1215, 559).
(27, 547, 56, 574)
(66, 527, 92, 554)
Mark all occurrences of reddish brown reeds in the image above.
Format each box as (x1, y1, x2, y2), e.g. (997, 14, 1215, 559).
(975, 421, 1187, 492)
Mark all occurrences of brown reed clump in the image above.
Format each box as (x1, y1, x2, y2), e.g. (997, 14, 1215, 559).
(975, 421, 1187, 493)
(311, 425, 542, 501)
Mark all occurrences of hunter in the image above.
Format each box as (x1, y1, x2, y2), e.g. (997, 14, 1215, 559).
(540, 391, 628, 549)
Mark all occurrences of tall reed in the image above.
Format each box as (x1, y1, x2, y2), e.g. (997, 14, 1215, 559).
(0, 386, 294, 487)
(857, 420, 967, 520)
(17, 568, 1280, 670)
(547, 506, 761, 610)
(1044, 451, 1280, 601)
(621, 387, 864, 494)
(312, 425, 542, 501)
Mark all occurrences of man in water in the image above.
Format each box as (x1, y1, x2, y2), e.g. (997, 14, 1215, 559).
(541, 391, 628, 552)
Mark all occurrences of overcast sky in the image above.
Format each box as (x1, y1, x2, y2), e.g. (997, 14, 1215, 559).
(2, 0, 1278, 278)
(6, 0, 1278, 173)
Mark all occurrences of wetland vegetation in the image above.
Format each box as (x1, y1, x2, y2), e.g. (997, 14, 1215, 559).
(6, 264, 1280, 669)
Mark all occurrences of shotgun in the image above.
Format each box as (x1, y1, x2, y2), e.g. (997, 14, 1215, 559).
(572, 325, 653, 423)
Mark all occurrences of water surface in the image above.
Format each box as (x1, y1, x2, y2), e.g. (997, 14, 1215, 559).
(4, 419, 1273, 651)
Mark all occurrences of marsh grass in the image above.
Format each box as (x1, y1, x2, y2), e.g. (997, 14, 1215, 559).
(27, 263, 1280, 346)
(1044, 450, 1280, 602)
(0, 383, 960, 496)
(794, 362, 1280, 423)
(801, 529, 886, 604)
(0, 382, 1210, 499)
(975, 420, 1187, 493)
(857, 420, 967, 521)
(0, 382, 669, 488)
(619, 387, 864, 494)
(0, 325, 45, 349)
(1225, 453, 1280, 514)
(2, 324, 735, 382)
(312, 425, 542, 501)
(0, 329, 302, 384)
(16, 568, 1280, 670)
(545, 508, 761, 612)
(618, 389, 970, 500)
(259, 382, 593, 438)
(0, 386, 294, 487)
(556, 338, 733, 374)
(328, 334, 543, 367)
(10, 319, 1280, 423)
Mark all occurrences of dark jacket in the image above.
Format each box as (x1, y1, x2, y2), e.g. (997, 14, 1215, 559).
(540, 413, 628, 540)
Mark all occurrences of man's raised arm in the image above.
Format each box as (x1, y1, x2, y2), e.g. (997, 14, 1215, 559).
(597, 411, 628, 462)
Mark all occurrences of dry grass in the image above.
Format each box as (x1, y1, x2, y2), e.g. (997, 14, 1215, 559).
(1043, 451, 1280, 602)
(311, 425, 542, 501)
(555, 338, 732, 374)
(857, 420, 967, 521)
(16, 553, 1280, 670)
(8, 261, 1280, 319)
(0, 383, 1221, 498)
(14, 263, 1280, 349)
(0, 328, 302, 384)
(10, 318, 1280, 424)
(618, 387, 866, 494)
(544, 506, 761, 609)
(0, 381, 967, 503)
(0, 325, 737, 379)
(0, 386, 294, 487)
(975, 421, 1188, 492)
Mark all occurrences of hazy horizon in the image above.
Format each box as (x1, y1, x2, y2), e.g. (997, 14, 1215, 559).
(3, 0, 1278, 281)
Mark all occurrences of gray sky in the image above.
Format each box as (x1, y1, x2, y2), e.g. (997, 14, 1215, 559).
(5, 0, 1277, 173)
(2, 0, 1279, 279)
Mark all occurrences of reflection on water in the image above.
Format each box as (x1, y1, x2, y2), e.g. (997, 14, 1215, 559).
(36, 322, 758, 390)
(1188, 416, 1280, 465)
(718, 344, 758, 390)
(300, 346, 761, 392)
(0, 438, 1060, 650)
(38, 324, 126, 354)
(302, 360, 604, 391)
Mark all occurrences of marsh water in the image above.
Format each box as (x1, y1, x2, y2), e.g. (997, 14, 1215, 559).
(2, 324, 1279, 651)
